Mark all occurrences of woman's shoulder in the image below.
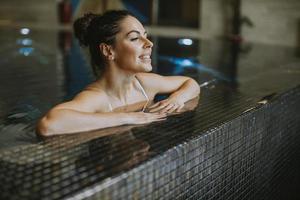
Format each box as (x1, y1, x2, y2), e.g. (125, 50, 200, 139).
(136, 72, 161, 79)
(135, 72, 165, 88)
(70, 83, 109, 112)
(77, 82, 106, 98)
(135, 73, 163, 97)
(135, 72, 163, 85)
(75, 88, 105, 100)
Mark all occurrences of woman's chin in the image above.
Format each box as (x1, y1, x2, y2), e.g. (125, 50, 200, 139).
(143, 64, 152, 72)
(134, 63, 152, 73)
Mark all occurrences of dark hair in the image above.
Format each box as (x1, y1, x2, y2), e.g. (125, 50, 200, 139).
(73, 10, 135, 77)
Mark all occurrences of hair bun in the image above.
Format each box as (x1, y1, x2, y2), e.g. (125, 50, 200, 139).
(73, 13, 98, 47)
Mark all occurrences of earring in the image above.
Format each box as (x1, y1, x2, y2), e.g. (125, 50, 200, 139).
(108, 56, 114, 60)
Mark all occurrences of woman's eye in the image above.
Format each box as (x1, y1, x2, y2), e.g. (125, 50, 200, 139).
(130, 37, 139, 41)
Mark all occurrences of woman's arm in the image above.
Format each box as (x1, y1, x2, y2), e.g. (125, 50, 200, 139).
(36, 91, 166, 136)
(37, 109, 166, 136)
(136, 73, 200, 113)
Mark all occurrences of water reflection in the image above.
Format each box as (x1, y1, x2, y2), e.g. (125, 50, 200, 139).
(58, 31, 94, 100)
(76, 131, 151, 176)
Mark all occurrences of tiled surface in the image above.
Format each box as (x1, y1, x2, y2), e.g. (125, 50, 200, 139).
(0, 86, 299, 199)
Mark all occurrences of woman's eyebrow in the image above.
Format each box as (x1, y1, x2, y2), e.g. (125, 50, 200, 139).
(126, 30, 147, 36)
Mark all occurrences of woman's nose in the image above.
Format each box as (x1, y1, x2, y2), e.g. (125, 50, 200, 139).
(143, 37, 153, 49)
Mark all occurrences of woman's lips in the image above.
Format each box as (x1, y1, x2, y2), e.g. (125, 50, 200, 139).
(139, 55, 151, 62)
(139, 55, 151, 59)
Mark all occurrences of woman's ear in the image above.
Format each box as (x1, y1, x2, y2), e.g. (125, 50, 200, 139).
(99, 43, 115, 61)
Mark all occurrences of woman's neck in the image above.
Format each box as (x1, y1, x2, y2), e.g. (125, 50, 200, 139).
(99, 65, 136, 100)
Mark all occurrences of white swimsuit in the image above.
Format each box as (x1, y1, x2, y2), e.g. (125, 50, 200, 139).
(108, 77, 149, 112)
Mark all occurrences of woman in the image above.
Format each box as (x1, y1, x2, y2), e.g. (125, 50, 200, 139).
(36, 10, 200, 136)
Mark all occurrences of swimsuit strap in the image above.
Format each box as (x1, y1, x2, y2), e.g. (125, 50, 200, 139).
(135, 76, 150, 101)
(107, 77, 150, 112)
(135, 76, 150, 112)
(108, 101, 113, 112)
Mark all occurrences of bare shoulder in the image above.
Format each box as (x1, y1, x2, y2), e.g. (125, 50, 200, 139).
(54, 85, 108, 113)
(136, 72, 161, 79)
(135, 73, 163, 96)
(136, 72, 189, 84)
(135, 73, 165, 87)
(136, 72, 192, 95)
(74, 88, 106, 103)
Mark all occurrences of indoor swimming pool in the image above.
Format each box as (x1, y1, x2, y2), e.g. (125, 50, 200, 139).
(0, 26, 300, 199)
(1, 27, 299, 149)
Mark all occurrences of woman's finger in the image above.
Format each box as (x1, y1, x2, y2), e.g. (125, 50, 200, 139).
(148, 102, 160, 109)
(166, 105, 178, 113)
(148, 100, 166, 109)
(148, 99, 170, 108)
(143, 113, 167, 123)
(175, 104, 184, 113)
(152, 112, 167, 119)
(158, 103, 176, 113)
(148, 103, 169, 113)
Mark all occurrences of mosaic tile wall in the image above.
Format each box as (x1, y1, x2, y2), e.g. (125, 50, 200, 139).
(80, 87, 299, 200)
(0, 86, 299, 200)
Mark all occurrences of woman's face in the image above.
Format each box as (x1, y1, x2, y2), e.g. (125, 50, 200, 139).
(112, 16, 153, 73)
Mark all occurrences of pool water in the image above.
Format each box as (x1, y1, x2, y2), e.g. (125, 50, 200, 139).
(0, 27, 299, 150)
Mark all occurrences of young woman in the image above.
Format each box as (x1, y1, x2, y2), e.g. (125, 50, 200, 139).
(36, 10, 200, 136)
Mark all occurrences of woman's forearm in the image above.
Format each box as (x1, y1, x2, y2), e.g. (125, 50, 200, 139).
(169, 78, 200, 103)
(37, 109, 128, 136)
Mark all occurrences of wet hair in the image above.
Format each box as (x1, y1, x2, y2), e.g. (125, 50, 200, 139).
(73, 10, 135, 77)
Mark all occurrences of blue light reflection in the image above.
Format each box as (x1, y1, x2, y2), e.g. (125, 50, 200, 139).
(159, 55, 231, 82)
(18, 47, 34, 56)
(17, 38, 33, 46)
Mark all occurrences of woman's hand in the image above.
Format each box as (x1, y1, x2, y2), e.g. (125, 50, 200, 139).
(147, 98, 185, 114)
(125, 112, 167, 124)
